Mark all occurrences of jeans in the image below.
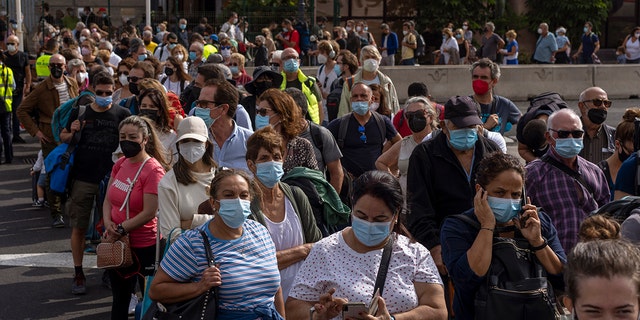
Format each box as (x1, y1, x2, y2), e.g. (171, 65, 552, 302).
(400, 58, 415, 65)
(0, 112, 12, 163)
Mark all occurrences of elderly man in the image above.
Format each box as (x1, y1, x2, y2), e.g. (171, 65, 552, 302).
(576, 87, 615, 164)
(526, 108, 609, 252)
(279, 47, 323, 124)
(4, 34, 31, 144)
(97, 40, 121, 69)
(407, 95, 500, 277)
(327, 82, 401, 179)
(480, 22, 505, 63)
(187, 42, 206, 80)
(471, 58, 521, 135)
(379, 23, 398, 66)
(198, 79, 253, 173)
(176, 18, 190, 48)
(142, 30, 157, 53)
(17, 54, 79, 227)
(533, 23, 558, 64)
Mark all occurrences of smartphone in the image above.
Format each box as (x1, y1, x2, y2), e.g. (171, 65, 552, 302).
(342, 302, 368, 320)
(519, 186, 529, 226)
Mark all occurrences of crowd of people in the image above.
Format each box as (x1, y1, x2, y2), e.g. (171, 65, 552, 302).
(3, 5, 640, 320)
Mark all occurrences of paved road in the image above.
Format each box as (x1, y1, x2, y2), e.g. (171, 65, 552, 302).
(0, 98, 636, 319)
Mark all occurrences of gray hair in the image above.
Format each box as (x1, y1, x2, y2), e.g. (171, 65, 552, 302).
(547, 108, 581, 130)
(485, 22, 495, 31)
(471, 58, 501, 80)
(360, 45, 381, 62)
(404, 96, 439, 128)
(67, 58, 84, 71)
(214, 64, 232, 80)
(98, 40, 113, 52)
(255, 35, 265, 43)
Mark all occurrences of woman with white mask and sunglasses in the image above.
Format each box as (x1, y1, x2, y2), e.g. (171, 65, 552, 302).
(286, 170, 447, 320)
(158, 116, 217, 242)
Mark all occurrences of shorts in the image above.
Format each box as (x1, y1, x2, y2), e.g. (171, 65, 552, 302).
(67, 180, 99, 229)
(37, 172, 47, 187)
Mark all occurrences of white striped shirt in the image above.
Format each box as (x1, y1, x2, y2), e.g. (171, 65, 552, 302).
(161, 219, 281, 311)
(54, 80, 70, 105)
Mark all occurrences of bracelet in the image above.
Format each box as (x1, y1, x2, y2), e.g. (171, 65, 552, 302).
(480, 227, 494, 233)
(390, 315, 396, 320)
(531, 239, 548, 251)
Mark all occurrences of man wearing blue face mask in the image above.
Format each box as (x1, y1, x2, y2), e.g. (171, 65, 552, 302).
(525, 108, 609, 253)
(59, 70, 130, 294)
(327, 82, 400, 180)
(153, 32, 178, 62)
(278, 48, 323, 125)
(407, 95, 500, 278)
(195, 79, 252, 173)
(572, 21, 600, 64)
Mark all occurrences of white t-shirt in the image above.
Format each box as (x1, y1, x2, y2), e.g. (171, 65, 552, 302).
(289, 232, 442, 319)
(264, 197, 304, 298)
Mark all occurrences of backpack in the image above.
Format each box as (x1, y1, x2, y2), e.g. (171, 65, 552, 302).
(336, 111, 387, 150)
(51, 91, 95, 142)
(449, 214, 559, 320)
(295, 20, 311, 54)
(359, 34, 369, 48)
(325, 77, 353, 121)
(591, 195, 640, 224)
(414, 31, 426, 57)
(516, 92, 568, 144)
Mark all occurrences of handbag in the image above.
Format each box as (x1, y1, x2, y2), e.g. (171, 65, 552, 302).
(97, 157, 151, 269)
(143, 230, 218, 320)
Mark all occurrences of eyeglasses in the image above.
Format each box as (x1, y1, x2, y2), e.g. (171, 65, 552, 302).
(549, 129, 585, 139)
(256, 107, 274, 116)
(6, 42, 15, 45)
(127, 76, 141, 83)
(358, 125, 367, 143)
(582, 98, 612, 108)
(195, 100, 219, 109)
(49, 63, 64, 68)
(95, 90, 113, 96)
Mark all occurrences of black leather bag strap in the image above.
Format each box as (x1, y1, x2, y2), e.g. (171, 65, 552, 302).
(541, 154, 595, 196)
(372, 236, 394, 297)
(199, 230, 219, 307)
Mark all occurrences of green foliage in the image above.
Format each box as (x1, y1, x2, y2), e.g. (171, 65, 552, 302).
(406, 0, 498, 31)
(524, 0, 611, 48)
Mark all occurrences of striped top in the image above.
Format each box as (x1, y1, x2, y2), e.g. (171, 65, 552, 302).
(161, 219, 281, 311)
(53, 80, 70, 105)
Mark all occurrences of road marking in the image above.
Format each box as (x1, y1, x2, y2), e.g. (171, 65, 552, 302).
(0, 253, 97, 268)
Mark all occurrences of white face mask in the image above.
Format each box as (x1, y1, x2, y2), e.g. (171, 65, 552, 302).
(176, 54, 184, 61)
(369, 102, 380, 111)
(403, 30, 408, 35)
(317, 54, 328, 64)
(363, 59, 378, 73)
(119, 73, 129, 86)
(356, 26, 362, 32)
(77, 71, 88, 84)
(79, 36, 87, 43)
(179, 141, 207, 164)
(6, 44, 16, 52)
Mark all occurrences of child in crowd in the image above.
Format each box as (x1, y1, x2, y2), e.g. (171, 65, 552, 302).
(30, 150, 47, 208)
(617, 46, 627, 64)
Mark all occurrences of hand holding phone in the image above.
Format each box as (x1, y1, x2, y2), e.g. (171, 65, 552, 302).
(342, 303, 368, 320)
(519, 187, 529, 226)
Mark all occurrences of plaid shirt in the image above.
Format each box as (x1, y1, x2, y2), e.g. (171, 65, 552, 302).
(525, 149, 610, 252)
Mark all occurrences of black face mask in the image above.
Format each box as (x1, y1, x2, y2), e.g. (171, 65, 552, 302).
(618, 145, 631, 163)
(139, 109, 159, 123)
(129, 82, 139, 95)
(164, 67, 174, 76)
(407, 114, 427, 133)
(587, 108, 607, 125)
(120, 140, 142, 158)
(50, 66, 63, 79)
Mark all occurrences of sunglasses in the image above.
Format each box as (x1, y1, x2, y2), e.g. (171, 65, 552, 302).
(117, 71, 129, 76)
(95, 90, 113, 96)
(358, 125, 367, 143)
(221, 46, 232, 50)
(583, 98, 612, 108)
(195, 100, 219, 109)
(127, 76, 141, 83)
(6, 42, 15, 45)
(256, 107, 274, 116)
(549, 129, 585, 139)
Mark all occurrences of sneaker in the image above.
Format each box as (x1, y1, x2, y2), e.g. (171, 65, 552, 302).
(71, 273, 86, 295)
(12, 136, 26, 144)
(84, 243, 96, 255)
(128, 294, 139, 315)
(43, 201, 50, 208)
(52, 215, 65, 228)
(32, 200, 45, 207)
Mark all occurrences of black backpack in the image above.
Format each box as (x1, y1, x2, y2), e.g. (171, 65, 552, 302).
(414, 31, 426, 57)
(449, 214, 559, 320)
(325, 76, 353, 121)
(516, 92, 568, 144)
(591, 194, 640, 224)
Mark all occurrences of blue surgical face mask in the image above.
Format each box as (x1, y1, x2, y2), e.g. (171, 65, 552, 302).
(352, 101, 370, 116)
(487, 196, 521, 223)
(138, 54, 147, 61)
(448, 127, 478, 151)
(216, 198, 252, 229)
(95, 95, 112, 108)
(180, 24, 186, 30)
(194, 107, 214, 128)
(351, 214, 393, 247)
(554, 137, 583, 159)
(255, 161, 284, 188)
(283, 58, 299, 73)
(168, 43, 177, 50)
(189, 51, 197, 61)
(333, 64, 342, 76)
(255, 114, 270, 129)
(230, 66, 239, 75)
(583, 27, 588, 33)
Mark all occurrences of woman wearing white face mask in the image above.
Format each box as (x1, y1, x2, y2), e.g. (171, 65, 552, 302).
(150, 168, 286, 320)
(245, 126, 322, 299)
(337, 45, 400, 117)
(112, 58, 135, 106)
(440, 152, 565, 320)
(316, 40, 340, 123)
(622, 26, 640, 64)
(67, 58, 89, 91)
(286, 170, 447, 320)
(158, 116, 217, 242)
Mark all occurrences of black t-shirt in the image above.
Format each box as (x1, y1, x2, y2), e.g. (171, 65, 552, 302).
(67, 104, 131, 183)
(327, 114, 397, 177)
(4, 51, 29, 88)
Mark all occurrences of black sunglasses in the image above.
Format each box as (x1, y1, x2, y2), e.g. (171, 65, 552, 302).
(256, 107, 273, 116)
(358, 125, 367, 143)
(549, 129, 584, 139)
(95, 90, 113, 96)
(195, 100, 219, 109)
(582, 98, 612, 108)
(127, 76, 141, 83)
(117, 71, 129, 76)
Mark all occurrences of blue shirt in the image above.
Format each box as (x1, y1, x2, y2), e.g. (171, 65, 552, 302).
(533, 33, 558, 63)
(161, 220, 281, 316)
(581, 32, 599, 57)
(211, 121, 253, 174)
(556, 35, 570, 50)
(615, 152, 638, 195)
(441, 208, 566, 320)
(381, 31, 399, 55)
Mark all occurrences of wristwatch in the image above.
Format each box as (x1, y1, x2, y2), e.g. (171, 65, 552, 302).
(116, 223, 127, 236)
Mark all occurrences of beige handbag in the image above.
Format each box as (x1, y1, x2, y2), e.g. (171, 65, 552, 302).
(97, 157, 150, 269)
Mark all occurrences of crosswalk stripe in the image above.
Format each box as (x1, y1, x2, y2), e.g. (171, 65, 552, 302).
(0, 253, 97, 268)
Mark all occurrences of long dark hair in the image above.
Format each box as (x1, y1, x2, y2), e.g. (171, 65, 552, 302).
(118, 115, 170, 171)
(173, 140, 217, 185)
